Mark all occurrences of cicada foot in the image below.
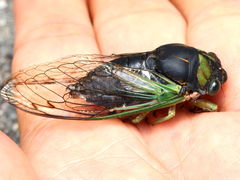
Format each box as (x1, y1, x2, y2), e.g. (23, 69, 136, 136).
(189, 99, 218, 112)
(150, 105, 176, 125)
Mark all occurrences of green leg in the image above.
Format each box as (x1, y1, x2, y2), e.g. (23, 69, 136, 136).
(131, 111, 150, 124)
(190, 99, 218, 112)
(151, 105, 176, 125)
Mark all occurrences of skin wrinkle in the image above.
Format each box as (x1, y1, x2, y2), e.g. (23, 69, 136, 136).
(20, 120, 54, 152)
(188, 14, 240, 37)
(14, 6, 93, 46)
(169, 125, 207, 171)
(53, 157, 141, 179)
(93, 159, 140, 179)
(191, 0, 240, 22)
(171, 140, 185, 180)
(133, 124, 175, 178)
(94, 10, 184, 34)
(148, 114, 209, 176)
(124, 124, 174, 176)
(132, 117, 187, 178)
(93, 158, 142, 179)
(51, 136, 137, 178)
(125, 122, 149, 146)
(94, 8, 178, 28)
(15, 22, 95, 53)
(187, 16, 240, 52)
(123, 142, 172, 179)
(92, 8, 184, 55)
(23, 121, 120, 151)
(171, 0, 239, 19)
(91, 1, 186, 53)
(16, 19, 92, 36)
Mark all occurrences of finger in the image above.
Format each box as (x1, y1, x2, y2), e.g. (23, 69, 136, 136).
(0, 131, 37, 179)
(14, 0, 112, 179)
(14, 0, 98, 134)
(171, 0, 240, 111)
(90, 0, 186, 53)
(14, 0, 98, 72)
(89, 0, 186, 177)
(14, 0, 98, 124)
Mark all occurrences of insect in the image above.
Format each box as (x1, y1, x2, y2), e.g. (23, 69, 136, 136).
(0, 44, 227, 124)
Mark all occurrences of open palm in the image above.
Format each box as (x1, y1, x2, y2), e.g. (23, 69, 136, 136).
(1, 0, 240, 179)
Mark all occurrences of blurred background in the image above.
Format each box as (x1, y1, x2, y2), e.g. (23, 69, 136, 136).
(0, 0, 18, 142)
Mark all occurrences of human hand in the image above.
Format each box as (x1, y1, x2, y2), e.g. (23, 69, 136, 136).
(2, 0, 240, 179)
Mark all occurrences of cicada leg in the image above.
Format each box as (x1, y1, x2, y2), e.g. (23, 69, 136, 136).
(131, 111, 150, 123)
(190, 99, 218, 112)
(151, 105, 176, 125)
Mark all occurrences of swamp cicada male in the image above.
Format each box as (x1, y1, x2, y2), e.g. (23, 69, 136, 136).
(0, 44, 227, 124)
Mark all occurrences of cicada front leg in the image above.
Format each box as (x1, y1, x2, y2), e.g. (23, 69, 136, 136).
(190, 99, 218, 112)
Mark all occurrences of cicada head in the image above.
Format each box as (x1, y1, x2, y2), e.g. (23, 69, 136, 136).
(196, 51, 227, 96)
(152, 44, 227, 96)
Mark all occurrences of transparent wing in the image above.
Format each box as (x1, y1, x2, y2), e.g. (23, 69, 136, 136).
(1, 53, 183, 120)
(1, 54, 126, 119)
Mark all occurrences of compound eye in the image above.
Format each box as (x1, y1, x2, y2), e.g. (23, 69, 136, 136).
(208, 79, 221, 95)
(221, 69, 228, 83)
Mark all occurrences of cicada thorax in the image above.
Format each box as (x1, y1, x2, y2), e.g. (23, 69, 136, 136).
(108, 44, 223, 96)
(150, 44, 227, 96)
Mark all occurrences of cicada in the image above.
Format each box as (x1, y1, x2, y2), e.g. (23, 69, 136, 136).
(0, 44, 227, 124)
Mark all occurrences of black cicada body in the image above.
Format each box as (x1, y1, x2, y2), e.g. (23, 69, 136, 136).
(1, 44, 227, 124)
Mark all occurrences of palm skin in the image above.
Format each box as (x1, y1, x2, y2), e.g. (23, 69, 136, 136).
(1, 0, 240, 179)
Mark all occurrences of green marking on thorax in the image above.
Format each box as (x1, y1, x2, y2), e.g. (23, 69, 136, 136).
(197, 54, 211, 86)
